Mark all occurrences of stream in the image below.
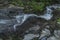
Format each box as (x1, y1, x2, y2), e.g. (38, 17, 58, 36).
(0, 4, 60, 40)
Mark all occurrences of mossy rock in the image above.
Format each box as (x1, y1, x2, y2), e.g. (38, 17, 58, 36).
(57, 18, 60, 24)
(0, 0, 10, 8)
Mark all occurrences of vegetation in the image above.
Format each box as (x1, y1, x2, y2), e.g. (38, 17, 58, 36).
(57, 18, 60, 23)
(10, 0, 60, 13)
(0, 0, 60, 40)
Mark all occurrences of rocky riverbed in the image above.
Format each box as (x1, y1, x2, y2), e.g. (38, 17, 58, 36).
(0, 4, 60, 40)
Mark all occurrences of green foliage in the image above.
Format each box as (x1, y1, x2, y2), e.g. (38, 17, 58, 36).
(10, 0, 60, 13)
(11, 0, 24, 7)
(57, 18, 60, 22)
(30, 2, 45, 12)
(57, 8, 60, 10)
(11, 0, 49, 12)
(24, 1, 46, 12)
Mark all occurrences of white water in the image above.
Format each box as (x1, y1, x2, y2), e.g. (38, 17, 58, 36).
(0, 4, 60, 40)
(14, 5, 54, 24)
(13, 4, 58, 31)
(15, 4, 60, 24)
(22, 4, 60, 40)
(0, 4, 60, 32)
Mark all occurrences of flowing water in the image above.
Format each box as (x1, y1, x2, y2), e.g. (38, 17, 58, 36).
(0, 4, 60, 40)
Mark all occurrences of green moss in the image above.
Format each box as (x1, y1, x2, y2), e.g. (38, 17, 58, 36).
(11, 0, 24, 7)
(24, 2, 46, 13)
(10, 0, 52, 13)
(57, 18, 60, 22)
(57, 8, 60, 11)
(30, 2, 45, 12)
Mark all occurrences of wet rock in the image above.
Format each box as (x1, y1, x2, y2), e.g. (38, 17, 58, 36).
(54, 30, 60, 38)
(45, 25, 50, 29)
(0, 0, 10, 8)
(25, 25, 40, 34)
(0, 19, 18, 33)
(28, 25, 40, 31)
(40, 36, 47, 40)
(23, 34, 39, 40)
(47, 30, 60, 40)
(47, 36, 60, 40)
(52, 9, 60, 19)
(0, 4, 60, 40)
(39, 29, 50, 39)
(0, 7, 24, 21)
(16, 17, 39, 36)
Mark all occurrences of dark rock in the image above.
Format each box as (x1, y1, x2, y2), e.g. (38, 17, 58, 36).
(0, 0, 10, 8)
